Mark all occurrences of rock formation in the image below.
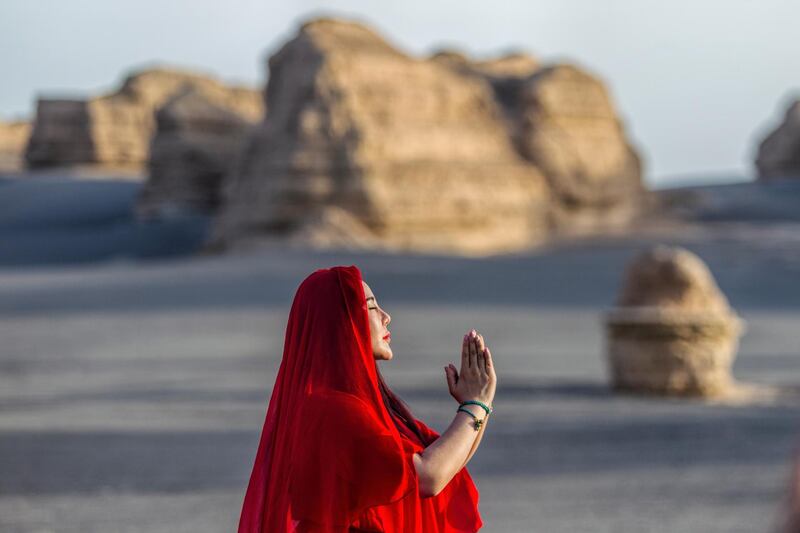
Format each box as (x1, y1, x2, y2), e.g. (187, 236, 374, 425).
(136, 87, 258, 217)
(430, 49, 540, 80)
(25, 67, 263, 171)
(756, 99, 800, 180)
(518, 65, 644, 230)
(209, 18, 552, 255)
(604, 245, 744, 397)
(0, 119, 31, 172)
(434, 53, 644, 228)
(208, 17, 643, 255)
(431, 49, 540, 139)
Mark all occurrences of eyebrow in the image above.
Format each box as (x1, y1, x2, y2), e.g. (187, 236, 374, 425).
(366, 296, 375, 302)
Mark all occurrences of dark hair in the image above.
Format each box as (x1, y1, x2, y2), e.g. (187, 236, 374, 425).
(374, 362, 431, 446)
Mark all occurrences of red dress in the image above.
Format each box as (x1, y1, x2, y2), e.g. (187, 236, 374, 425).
(349, 413, 483, 532)
(237, 265, 482, 533)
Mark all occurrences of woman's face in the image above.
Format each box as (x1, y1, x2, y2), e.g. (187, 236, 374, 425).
(362, 281, 392, 360)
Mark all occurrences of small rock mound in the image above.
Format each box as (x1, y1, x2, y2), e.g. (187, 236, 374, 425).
(616, 246, 732, 314)
(605, 245, 743, 397)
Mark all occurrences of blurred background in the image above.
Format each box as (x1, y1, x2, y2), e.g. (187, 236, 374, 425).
(1, 1, 799, 532)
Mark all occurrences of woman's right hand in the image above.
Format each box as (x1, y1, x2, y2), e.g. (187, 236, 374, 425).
(445, 329, 497, 406)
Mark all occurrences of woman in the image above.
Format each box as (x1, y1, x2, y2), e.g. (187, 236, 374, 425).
(238, 265, 497, 532)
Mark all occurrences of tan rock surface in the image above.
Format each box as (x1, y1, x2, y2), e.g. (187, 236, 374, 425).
(433, 56, 645, 227)
(0, 120, 31, 172)
(518, 65, 644, 229)
(431, 49, 540, 80)
(616, 245, 732, 314)
(136, 88, 258, 217)
(208, 17, 644, 255)
(756, 99, 800, 180)
(209, 18, 552, 255)
(25, 67, 263, 171)
(605, 246, 743, 397)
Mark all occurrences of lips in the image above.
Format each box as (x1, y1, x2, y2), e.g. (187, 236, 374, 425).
(383, 333, 391, 342)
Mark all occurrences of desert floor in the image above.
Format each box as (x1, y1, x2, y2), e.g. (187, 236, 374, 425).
(1, 175, 800, 532)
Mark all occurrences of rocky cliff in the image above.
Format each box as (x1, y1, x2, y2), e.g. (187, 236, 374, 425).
(756, 99, 800, 180)
(25, 67, 263, 171)
(136, 87, 259, 217)
(208, 17, 644, 255)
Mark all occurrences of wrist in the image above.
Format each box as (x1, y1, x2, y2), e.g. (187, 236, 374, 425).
(455, 404, 486, 431)
(459, 399, 493, 415)
(457, 403, 484, 418)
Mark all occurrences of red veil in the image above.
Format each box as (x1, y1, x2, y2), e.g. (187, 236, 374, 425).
(238, 265, 482, 532)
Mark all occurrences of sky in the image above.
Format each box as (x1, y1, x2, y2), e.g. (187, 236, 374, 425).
(2, 0, 798, 186)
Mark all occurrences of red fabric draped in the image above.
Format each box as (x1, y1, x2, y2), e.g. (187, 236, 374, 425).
(238, 265, 482, 532)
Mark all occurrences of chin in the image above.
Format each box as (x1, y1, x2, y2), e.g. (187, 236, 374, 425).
(375, 349, 393, 361)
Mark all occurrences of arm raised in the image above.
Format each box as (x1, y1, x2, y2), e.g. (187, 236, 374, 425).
(413, 330, 496, 497)
(413, 403, 485, 497)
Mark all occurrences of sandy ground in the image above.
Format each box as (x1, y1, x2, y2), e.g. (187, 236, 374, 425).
(1, 175, 800, 532)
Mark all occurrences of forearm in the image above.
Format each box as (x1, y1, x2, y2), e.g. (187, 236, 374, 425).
(413, 405, 484, 497)
(461, 413, 489, 468)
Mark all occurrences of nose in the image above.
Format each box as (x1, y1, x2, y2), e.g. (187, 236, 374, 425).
(383, 310, 391, 326)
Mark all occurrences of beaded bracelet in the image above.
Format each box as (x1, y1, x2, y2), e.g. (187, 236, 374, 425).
(460, 400, 493, 416)
(457, 406, 484, 430)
